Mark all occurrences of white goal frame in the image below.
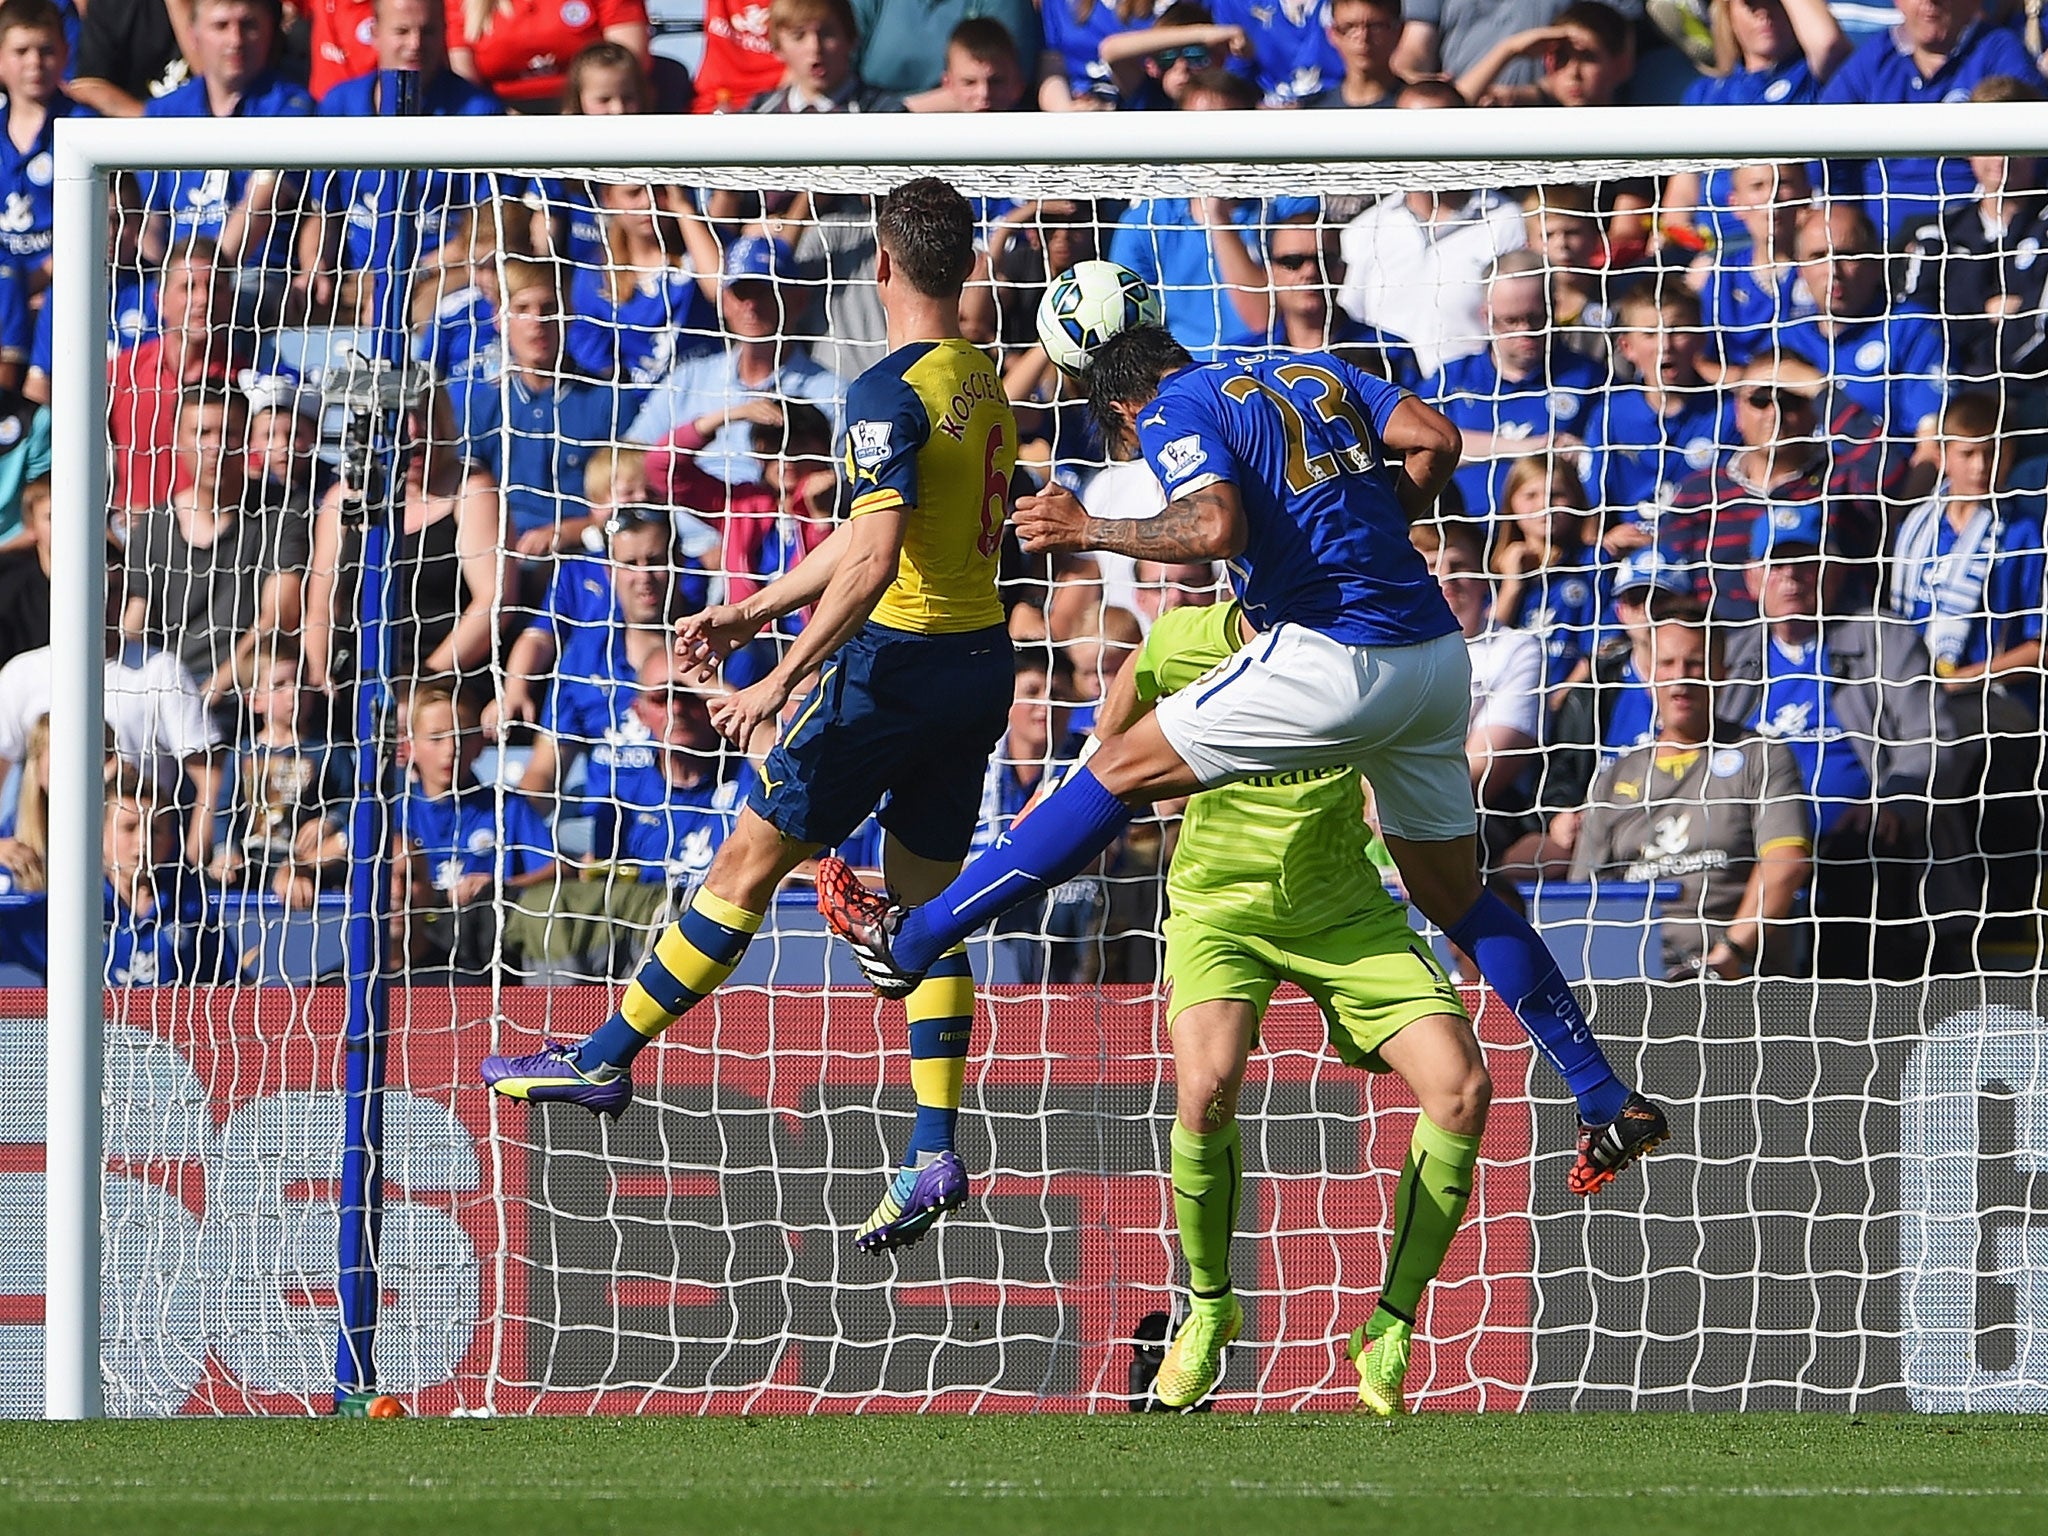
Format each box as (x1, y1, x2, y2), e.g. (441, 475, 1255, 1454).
(46, 101, 2048, 1419)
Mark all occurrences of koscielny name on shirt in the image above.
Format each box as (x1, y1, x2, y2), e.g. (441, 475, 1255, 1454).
(936, 367, 1002, 441)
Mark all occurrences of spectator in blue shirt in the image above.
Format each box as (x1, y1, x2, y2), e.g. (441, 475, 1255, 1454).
(456, 255, 629, 556)
(1301, 0, 1403, 108)
(1424, 249, 1605, 521)
(506, 506, 704, 801)
(1490, 454, 1609, 693)
(1888, 390, 2048, 697)
(1212, 0, 1340, 105)
(1689, 159, 1817, 366)
(1037, 0, 1152, 108)
(301, 0, 503, 323)
(627, 235, 844, 487)
(0, 0, 85, 283)
(103, 766, 234, 986)
(1584, 279, 1737, 531)
(391, 682, 556, 979)
(1818, 0, 2046, 237)
(1255, 211, 1420, 387)
(1776, 201, 1948, 441)
(564, 181, 720, 400)
(1662, 0, 1849, 253)
(1099, 2, 1239, 110)
(1108, 68, 1268, 359)
(585, 647, 759, 890)
(138, 0, 314, 313)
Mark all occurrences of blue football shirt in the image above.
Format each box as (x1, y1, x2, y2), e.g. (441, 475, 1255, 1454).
(139, 75, 314, 264)
(396, 782, 555, 891)
(1819, 21, 2045, 235)
(1424, 344, 1604, 521)
(586, 755, 758, 887)
(0, 94, 88, 263)
(1584, 386, 1738, 513)
(456, 374, 627, 539)
(1774, 307, 1947, 433)
(1135, 349, 1458, 647)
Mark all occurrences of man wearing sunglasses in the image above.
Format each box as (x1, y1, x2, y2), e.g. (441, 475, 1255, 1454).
(1259, 212, 1420, 389)
(1657, 351, 1889, 621)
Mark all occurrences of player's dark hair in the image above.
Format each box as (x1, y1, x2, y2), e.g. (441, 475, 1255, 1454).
(1085, 325, 1195, 445)
(877, 177, 977, 299)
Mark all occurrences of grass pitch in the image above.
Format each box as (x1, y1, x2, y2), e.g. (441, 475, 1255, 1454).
(2, 1413, 2046, 1536)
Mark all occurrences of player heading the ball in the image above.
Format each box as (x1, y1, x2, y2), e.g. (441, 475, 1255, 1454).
(483, 176, 1017, 1255)
(820, 324, 1670, 1197)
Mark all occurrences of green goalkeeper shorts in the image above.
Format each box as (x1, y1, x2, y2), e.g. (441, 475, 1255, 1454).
(1162, 911, 1467, 1073)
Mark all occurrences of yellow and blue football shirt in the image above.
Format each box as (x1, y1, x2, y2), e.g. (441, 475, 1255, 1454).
(843, 338, 1014, 635)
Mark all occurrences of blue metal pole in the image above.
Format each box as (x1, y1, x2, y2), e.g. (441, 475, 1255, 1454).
(335, 67, 421, 1410)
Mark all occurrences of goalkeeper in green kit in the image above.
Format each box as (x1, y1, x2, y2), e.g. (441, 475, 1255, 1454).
(1096, 599, 1490, 1415)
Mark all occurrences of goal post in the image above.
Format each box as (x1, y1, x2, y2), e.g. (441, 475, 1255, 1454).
(42, 102, 2048, 1419)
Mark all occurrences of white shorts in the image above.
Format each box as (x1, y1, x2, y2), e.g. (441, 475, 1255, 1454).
(1154, 624, 1477, 843)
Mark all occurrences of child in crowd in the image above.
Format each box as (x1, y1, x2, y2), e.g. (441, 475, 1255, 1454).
(0, 0, 78, 288)
(219, 638, 350, 900)
(1521, 184, 1622, 365)
(1585, 279, 1737, 538)
(1888, 393, 2048, 711)
(908, 18, 1027, 113)
(391, 683, 557, 979)
(1099, 3, 1236, 111)
(562, 39, 648, 114)
(456, 255, 626, 557)
(648, 399, 838, 685)
(104, 766, 232, 986)
(1490, 456, 1606, 698)
(1458, 0, 1635, 108)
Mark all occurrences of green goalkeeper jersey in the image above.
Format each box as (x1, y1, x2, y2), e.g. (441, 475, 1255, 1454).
(1134, 603, 1408, 940)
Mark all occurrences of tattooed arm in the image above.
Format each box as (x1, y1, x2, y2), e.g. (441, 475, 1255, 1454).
(1012, 481, 1248, 560)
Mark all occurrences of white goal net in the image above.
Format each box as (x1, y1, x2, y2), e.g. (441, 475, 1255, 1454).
(17, 106, 2048, 1415)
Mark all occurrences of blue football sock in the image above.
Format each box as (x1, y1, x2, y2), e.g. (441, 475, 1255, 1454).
(894, 766, 1132, 974)
(1446, 889, 1631, 1124)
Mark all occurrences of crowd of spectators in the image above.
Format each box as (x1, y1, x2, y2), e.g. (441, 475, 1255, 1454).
(0, 0, 2044, 987)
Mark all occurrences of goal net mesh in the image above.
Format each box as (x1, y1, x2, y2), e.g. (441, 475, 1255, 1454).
(19, 131, 2048, 1415)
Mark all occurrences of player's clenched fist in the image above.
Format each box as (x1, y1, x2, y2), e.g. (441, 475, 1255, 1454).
(1013, 483, 1092, 555)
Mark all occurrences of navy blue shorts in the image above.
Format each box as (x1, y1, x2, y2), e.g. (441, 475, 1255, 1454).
(748, 621, 1012, 862)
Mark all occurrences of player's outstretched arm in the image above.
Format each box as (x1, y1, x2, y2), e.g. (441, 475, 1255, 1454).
(675, 517, 858, 682)
(1014, 480, 1247, 562)
(1379, 397, 1464, 522)
(705, 511, 907, 745)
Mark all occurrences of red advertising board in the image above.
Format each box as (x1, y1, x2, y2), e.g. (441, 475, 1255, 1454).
(0, 985, 1536, 1415)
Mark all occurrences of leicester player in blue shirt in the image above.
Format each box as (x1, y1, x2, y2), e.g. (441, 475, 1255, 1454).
(821, 326, 1670, 1209)
(483, 178, 1017, 1255)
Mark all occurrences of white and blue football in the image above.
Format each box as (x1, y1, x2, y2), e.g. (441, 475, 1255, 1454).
(1035, 259, 1164, 377)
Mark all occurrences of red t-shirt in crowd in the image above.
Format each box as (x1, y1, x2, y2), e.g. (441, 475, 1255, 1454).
(691, 0, 782, 113)
(446, 0, 648, 105)
(307, 0, 381, 100)
(107, 336, 250, 512)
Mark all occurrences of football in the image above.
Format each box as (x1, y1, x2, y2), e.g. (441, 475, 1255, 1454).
(1035, 260, 1164, 376)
